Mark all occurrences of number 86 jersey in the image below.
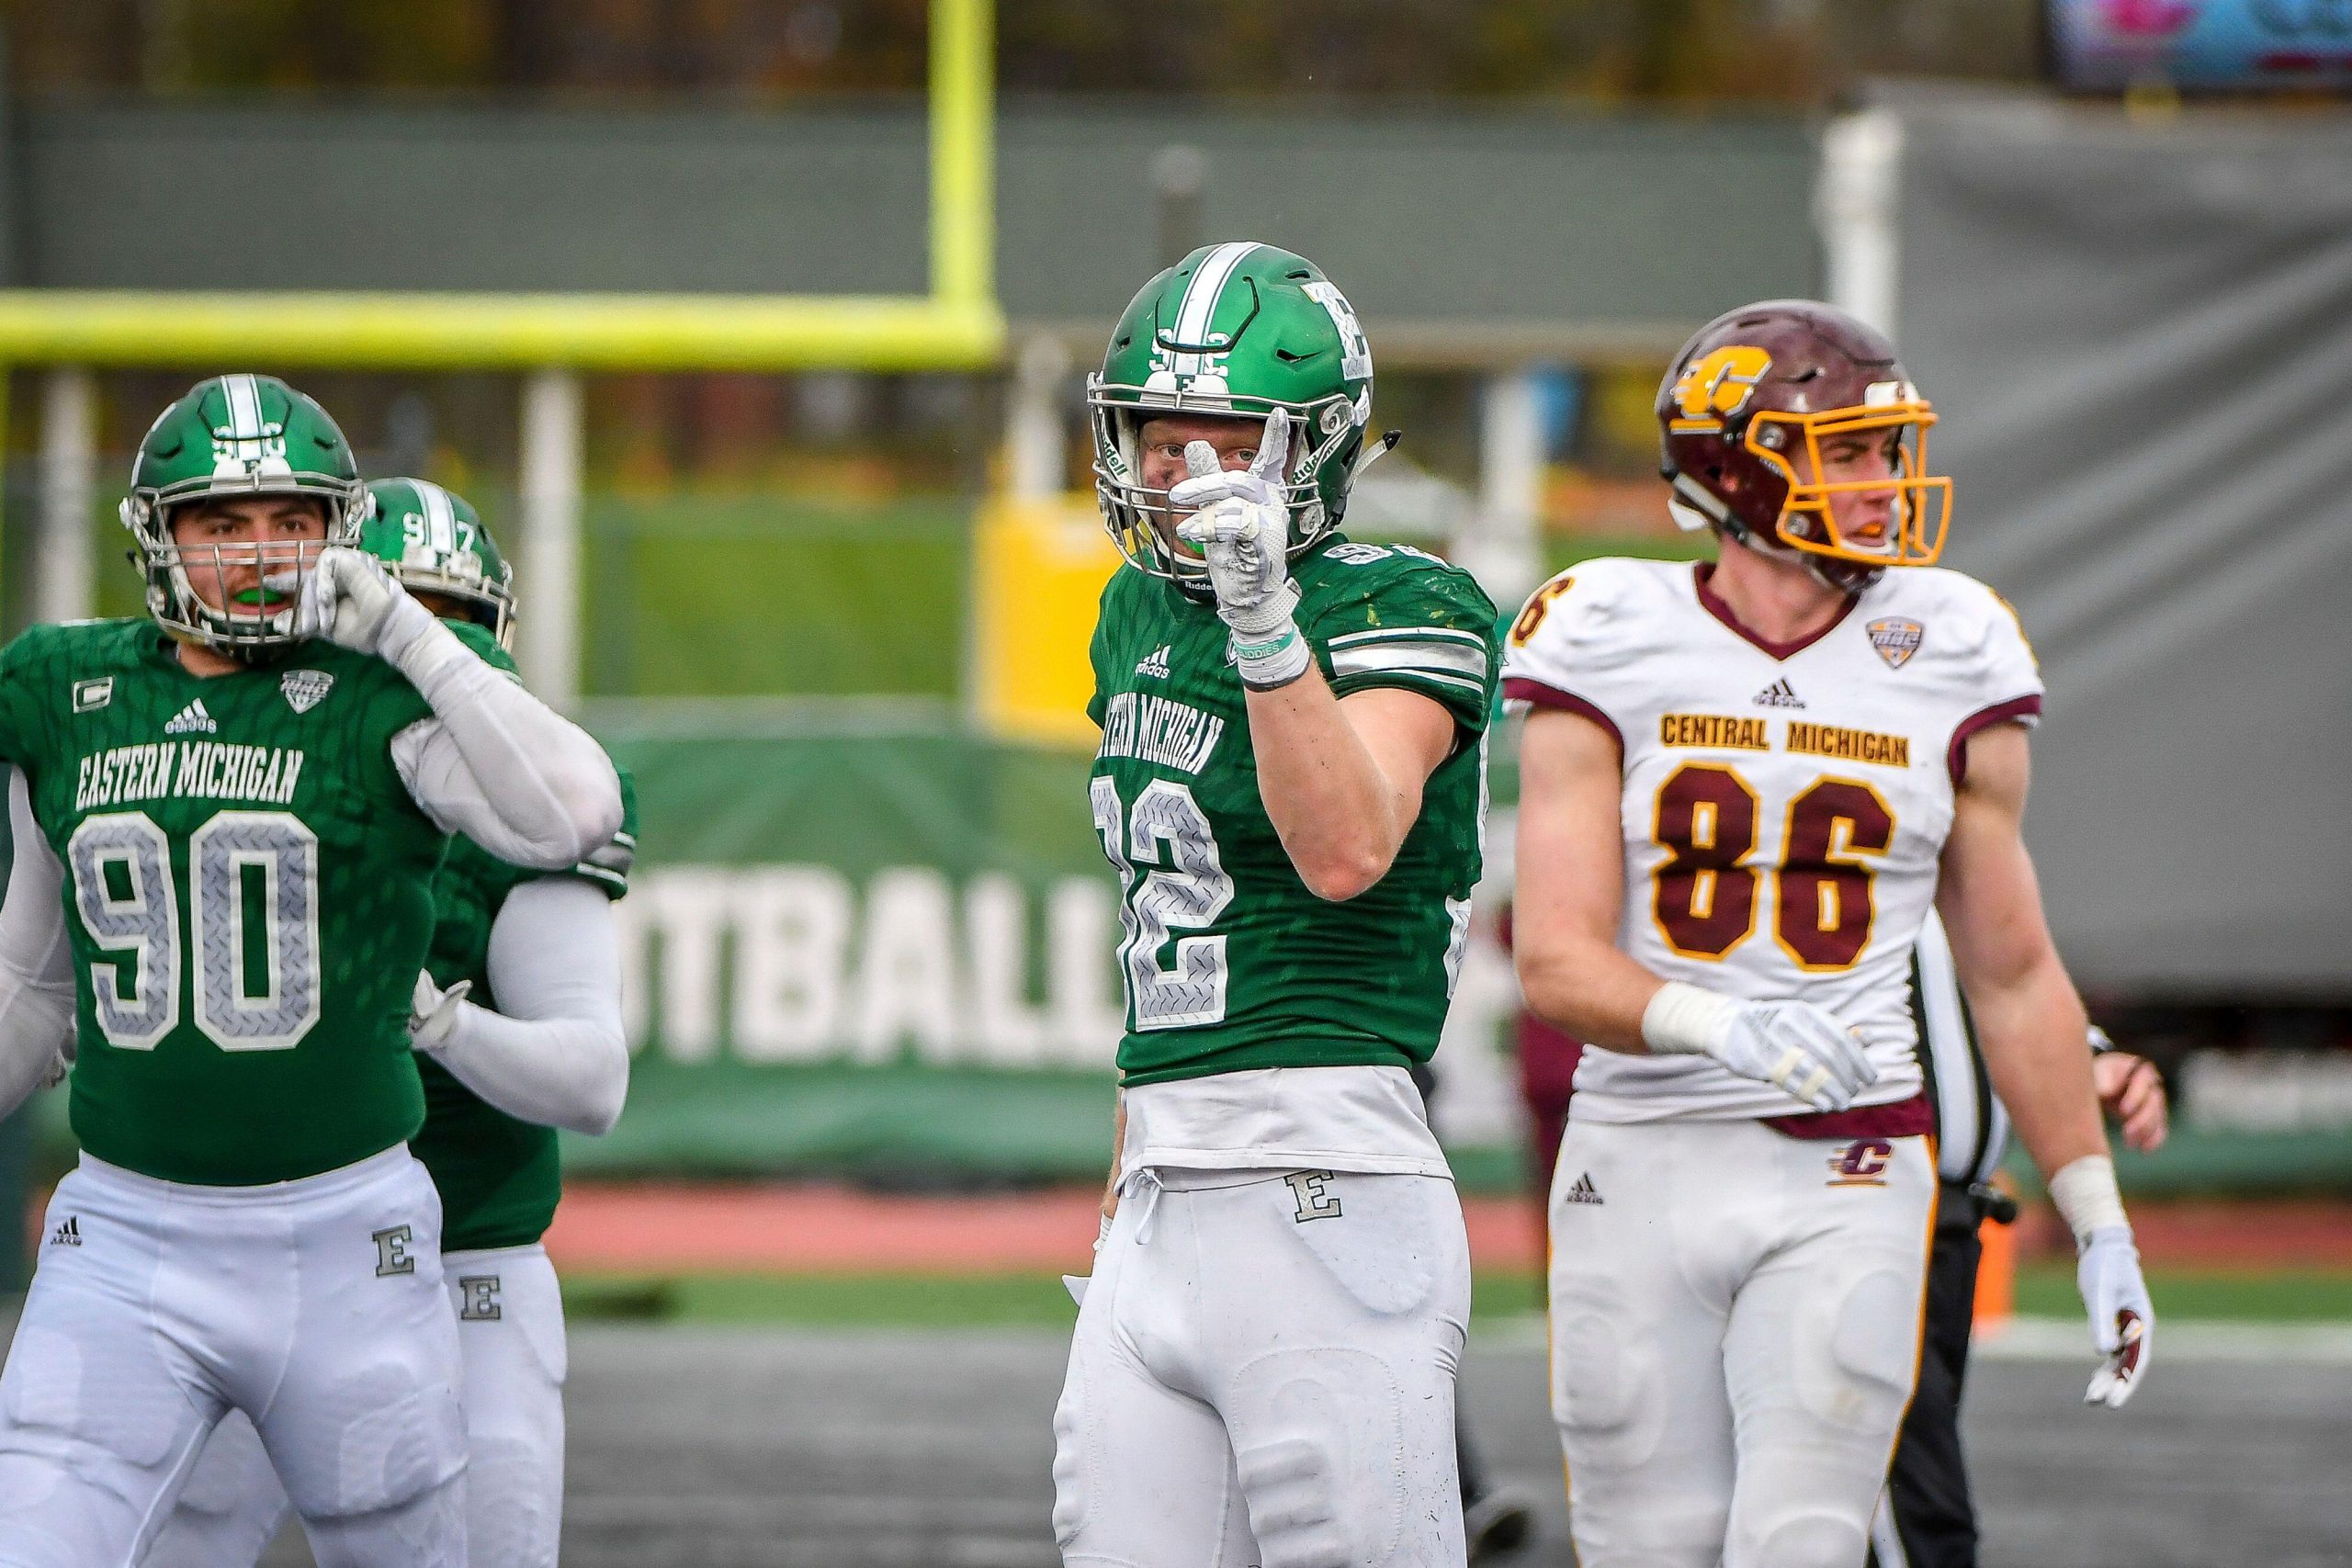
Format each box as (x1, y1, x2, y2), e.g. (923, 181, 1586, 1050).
(1502, 557, 2042, 1123)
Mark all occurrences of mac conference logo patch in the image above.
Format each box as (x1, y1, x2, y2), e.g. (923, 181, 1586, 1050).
(1867, 617, 1924, 670)
(281, 670, 335, 714)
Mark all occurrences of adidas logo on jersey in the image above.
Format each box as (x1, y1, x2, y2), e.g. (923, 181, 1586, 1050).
(1751, 678, 1805, 709)
(1135, 646, 1173, 680)
(1562, 1172, 1603, 1206)
(48, 1215, 80, 1247)
(163, 699, 217, 735)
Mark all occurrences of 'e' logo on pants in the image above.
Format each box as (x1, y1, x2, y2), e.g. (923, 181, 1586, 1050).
(372, 1224, 415, 1277)
(1285, 1170, 1343, 1223)
(458, 1275, 503, 1321)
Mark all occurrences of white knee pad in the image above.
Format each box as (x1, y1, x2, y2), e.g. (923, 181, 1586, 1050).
(1551, 1304, 1669, 1469)
(300, 1475, 467, 1568)
(1741, 1509, 1870, 1568)
(266, 1368, 467, 1523)
(1815, 1266, 1923, 1416)
(1229, 1347, 1408, 1568)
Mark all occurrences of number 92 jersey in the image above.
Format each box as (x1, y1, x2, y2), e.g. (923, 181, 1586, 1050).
(0, 617, 503, 1186)
(1088, 540, 1498, 1086)
(1502, 558, 2041, 1122)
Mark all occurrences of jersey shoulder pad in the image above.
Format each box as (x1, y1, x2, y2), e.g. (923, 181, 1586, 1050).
(1870, 567, 2042, 715)
(1500, 557, 1684, 724)
(0, 617, 146, 676)
(0, 620, 158, 767)
(559, 763, 638, 900)
(1304, 542, 1498, 728)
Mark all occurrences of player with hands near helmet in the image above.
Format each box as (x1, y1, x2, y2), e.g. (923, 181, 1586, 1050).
(1057, 243, 1499, 1568)
(0, 378, 620, 1568)
(1505, 301, 2152, 1568)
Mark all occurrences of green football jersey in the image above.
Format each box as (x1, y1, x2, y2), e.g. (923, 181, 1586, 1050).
(1087, 537, 1498, 1085)
(410, 769, 637, 1254)
(0, 617, 506, 1186)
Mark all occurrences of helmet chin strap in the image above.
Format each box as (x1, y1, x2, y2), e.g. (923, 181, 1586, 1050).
(1718, 517, 1883, 595)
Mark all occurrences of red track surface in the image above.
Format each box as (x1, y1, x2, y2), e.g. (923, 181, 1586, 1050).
(543, 1182, 2352, 1275)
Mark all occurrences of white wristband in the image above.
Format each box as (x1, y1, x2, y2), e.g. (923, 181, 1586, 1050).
(1641, 981, 1736, 1056)
(2049, 1155, 2130, 1246)
(1231, 618, 1311, 690)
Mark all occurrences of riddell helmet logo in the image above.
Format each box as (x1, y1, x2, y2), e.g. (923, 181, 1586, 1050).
(1669, 345, 1773, 432)
(1827, 1138, 1894, 1187)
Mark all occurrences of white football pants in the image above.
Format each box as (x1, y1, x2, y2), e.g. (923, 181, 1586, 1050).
(0, 1145, 467, 1568)
(1548, 1118, 1935, 1568)
(140, 1243, 569, 1568)
(1052, 1168, 1472, 1568)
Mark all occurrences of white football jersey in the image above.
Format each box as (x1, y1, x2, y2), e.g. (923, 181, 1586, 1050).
(1503, 557, 2042, 1122)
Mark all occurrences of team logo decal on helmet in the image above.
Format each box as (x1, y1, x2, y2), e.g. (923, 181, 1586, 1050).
(1668, 345, 1774, 432)
(119, 373, 366, 657)
(1656, 300, 1951, 592)
(1091, 241, 1380, 584)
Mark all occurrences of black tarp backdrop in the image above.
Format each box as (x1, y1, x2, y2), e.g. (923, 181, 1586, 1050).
(1892, 96, 2352, 998)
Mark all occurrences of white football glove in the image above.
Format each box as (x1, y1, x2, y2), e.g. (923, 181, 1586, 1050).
(1644, 984, 1877, 1112)
(1711, 999, 1877, 1111)
(292, 546, 436, 663)
(2077, 1224, 2153, 1409)
(1170, 409, 1310, 689)
(407, 970, 473, 1055)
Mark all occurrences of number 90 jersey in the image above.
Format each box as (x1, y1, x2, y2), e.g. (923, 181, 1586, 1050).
(0, 617, 502, 1185)
(1088, 540, 1498, 1086)
(1502, 558, 2041, 1122)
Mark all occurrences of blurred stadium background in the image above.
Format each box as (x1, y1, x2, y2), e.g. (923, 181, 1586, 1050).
(0, 2, 2348, 1562)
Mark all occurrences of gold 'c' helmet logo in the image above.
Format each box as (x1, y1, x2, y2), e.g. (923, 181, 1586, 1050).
(1669, 345, 1774, 431)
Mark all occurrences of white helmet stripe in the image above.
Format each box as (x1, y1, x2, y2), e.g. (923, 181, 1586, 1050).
(416, 480, 458, 558)
(222, 373, 265, 439)
(1170, 241, 1261, 379)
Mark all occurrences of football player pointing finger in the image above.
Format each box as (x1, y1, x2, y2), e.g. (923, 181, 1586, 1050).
(1057, 243, 1499, 1568)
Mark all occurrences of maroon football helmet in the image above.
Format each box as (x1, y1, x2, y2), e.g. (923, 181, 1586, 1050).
(1656, 300, 1950, 589)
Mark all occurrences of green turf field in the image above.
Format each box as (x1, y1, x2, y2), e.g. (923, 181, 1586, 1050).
(564, 1262, 2352, 1328)
(2011, 1260, 2352, 1323)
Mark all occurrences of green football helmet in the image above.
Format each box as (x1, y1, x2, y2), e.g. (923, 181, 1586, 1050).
(119, 373, 366, 652)
(1090, 242, 1376, 581)
(360, 478, 516, 649)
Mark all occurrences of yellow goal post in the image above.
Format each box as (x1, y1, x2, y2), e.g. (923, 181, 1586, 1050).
(0, 0, 1001, 705)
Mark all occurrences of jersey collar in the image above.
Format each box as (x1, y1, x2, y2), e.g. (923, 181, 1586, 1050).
(1691, 561, 1859, 662)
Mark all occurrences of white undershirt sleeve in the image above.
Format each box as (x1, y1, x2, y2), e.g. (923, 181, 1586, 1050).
(0, 771, 78, 1118)
(419, 874, 629, 1136)
(386, 618, 622, 870)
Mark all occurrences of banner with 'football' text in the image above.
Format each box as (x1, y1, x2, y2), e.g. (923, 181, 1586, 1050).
(574, 724, 1129, 1182)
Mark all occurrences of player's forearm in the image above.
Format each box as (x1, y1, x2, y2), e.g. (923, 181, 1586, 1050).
(1513, 928, 1666, 1055)
(428, 875, 630, 1134)
(1971, 955, 2108, 1178)
(0, 953, 74, 1120)
(0, 773, 76, 1117)
(429, 1006, 628, 1135)
(392, 618, 622, 868)
(1244, 666, 1413, 901)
